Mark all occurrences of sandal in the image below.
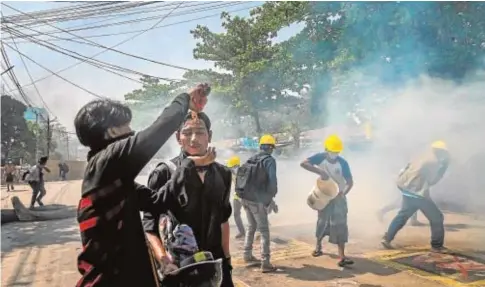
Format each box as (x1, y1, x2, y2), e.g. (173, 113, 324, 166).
(312, 250, 323, 257)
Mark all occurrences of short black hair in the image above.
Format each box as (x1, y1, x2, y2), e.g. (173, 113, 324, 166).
(74, 99, 132, 148)
(38, 156, 48, 164)
(178, 112, 211, 132)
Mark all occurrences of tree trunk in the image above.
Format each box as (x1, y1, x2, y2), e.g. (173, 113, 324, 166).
(251, 110, 262, 135)
(291, 125, 301, 149)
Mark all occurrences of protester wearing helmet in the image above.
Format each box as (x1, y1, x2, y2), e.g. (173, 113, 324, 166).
(226, 156, 246, 239)
(382, 141, 450, 253)
(300, 135, 355, 267)
(234, 134, 278, 273)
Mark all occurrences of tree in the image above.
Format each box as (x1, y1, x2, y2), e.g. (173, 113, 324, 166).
(190, 9, 305, 135)
(1, 95, 36, 163)
(124, 76, 177, 130)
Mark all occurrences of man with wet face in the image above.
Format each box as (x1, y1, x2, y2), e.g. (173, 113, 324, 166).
(143, 112, 234, 286)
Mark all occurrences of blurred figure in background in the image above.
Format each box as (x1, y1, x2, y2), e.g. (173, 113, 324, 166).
(5, 161, 16, 191)
(58, 161, 69, 181)
(25, 156, 50, 208)
(382, 141, 450, 253)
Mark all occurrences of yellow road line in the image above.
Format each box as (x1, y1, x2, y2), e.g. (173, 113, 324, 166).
(234, 278, 252, 287)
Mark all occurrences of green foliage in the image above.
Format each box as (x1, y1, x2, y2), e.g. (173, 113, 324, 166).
(1, 95, 36, 163)
(122, 1, 485, 143)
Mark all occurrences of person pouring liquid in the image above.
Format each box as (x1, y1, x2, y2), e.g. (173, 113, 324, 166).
(300, 135, 354, 268)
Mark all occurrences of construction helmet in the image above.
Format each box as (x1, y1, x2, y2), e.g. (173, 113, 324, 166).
(324, 134, 344, 153)
(259, 134, 276, 146)
(227, 156, 240, 168)
(431, 140, 447, 151)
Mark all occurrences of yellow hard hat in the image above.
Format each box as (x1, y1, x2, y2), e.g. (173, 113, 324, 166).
(259, 134, 276, 146)
(431, 140, 447, 150)
(324, 134, 344, 153)
(227, 156, 240, 168)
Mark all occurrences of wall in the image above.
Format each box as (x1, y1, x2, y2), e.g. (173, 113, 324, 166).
(44, 160, 86, 182)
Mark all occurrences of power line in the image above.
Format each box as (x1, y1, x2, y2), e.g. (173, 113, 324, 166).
(3, 41, 105, 99)
(3, 2, 159, 27)
(1, 44, 35, 107)
(2, 2, 190, 71)
(6, 2, 244, 38)
(2, 2, 174, 35)
(4, 4, 261, 44)
(2, 2, 189, 92)
(4, 2, 242, 39)
(3, 13, 55, 116)
(4, 24, 181, 84)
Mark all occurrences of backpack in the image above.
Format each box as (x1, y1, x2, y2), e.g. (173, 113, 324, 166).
(152, 160, 189, 208)
(235, 154, 271, 204)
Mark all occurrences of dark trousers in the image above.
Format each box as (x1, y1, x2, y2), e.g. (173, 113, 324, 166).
(385, 195, 444, 248)
(29, 181, 46, 207)
(380, 199, 419, 222)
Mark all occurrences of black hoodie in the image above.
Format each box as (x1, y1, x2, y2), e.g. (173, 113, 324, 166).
(76, 93, 191, 287)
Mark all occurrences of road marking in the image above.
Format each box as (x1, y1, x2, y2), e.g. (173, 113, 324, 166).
(364, 246, 485, 287)
(234, 278, 251, 287)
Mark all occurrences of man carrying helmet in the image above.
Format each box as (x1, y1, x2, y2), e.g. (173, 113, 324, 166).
(235, 134, 278, 273)
(382, 141, 450, 253)
(300, 135, 355, 267)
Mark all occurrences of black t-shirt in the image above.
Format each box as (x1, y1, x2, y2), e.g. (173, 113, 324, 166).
(142, 154, 232, 259)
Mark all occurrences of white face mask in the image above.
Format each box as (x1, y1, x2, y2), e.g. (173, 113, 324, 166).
(327, 152, 339, 160)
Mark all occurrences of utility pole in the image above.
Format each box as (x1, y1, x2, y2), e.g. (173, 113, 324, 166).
(66, 133, 70, 160)
(47, 116, 51, 157)
(35, 111, 39, 160)
(46, 117, 58, 158)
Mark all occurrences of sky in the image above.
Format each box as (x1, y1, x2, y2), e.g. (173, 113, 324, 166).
(1, 1, 303, 132)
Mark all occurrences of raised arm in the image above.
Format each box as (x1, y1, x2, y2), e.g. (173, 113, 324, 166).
(114, 93, 190, 180)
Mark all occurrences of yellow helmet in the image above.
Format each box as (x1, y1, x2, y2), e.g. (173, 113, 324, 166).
(259, 134, 276, 146)
(324, 134, 344, 153)
(431, 140, 447, 151)
(227, 156, 240, 168)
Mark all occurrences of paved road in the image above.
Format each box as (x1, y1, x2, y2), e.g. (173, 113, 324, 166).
(2, 180, 485, 287)
(1, 181, 81, 287)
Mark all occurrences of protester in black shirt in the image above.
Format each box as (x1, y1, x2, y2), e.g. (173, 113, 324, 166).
(74, 84, 210, 287)
(143, 112, 234, 287)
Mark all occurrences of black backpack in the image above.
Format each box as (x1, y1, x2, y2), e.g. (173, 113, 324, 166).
(235, 154, 271, 204)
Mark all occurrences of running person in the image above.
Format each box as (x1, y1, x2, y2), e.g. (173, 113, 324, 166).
(381, 141, 450, 253)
